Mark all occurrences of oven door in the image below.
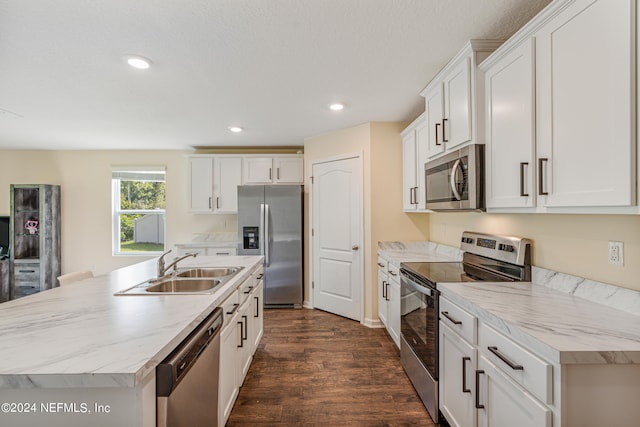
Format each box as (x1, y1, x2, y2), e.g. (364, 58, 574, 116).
(400, 272, 439, 379)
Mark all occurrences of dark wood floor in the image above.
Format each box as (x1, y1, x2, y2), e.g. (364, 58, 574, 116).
(226, 308, 436, 427)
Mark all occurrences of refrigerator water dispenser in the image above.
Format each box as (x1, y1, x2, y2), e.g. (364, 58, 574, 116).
(243, 226, 259, 249)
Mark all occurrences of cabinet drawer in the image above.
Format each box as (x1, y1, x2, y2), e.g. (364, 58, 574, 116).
(221, 290, 239, 328)
(478, 322, 553, 404)
(238, 276, 256, 304)
(377, 256, 388, 271)
(387, 263, 400, 283)
(206, 247, 237, 256)
(14, 264, 40, 283)
(440, 297, 476, 345)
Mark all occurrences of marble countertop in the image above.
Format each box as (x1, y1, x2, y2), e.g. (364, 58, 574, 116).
(440, 281, 640, 365)
(0, 255, 263, 389)
(378, 241, 462, 266)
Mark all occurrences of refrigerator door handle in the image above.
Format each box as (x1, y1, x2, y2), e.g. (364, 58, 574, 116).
(259, 203, 266, 259)
(264, 203, 270, 266)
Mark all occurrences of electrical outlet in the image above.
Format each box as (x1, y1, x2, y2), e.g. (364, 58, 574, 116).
(608, 241, 624, 266)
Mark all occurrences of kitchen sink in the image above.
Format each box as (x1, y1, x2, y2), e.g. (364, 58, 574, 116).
(175, 267, 242, 278)
(145, 278, 221, 293)
(115, 266, 243, 295)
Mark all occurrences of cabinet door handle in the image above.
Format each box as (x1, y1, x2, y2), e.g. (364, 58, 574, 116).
(382, 280, 387, 299)
(441, 311, 462, 325)
(242, 315, 248, 340)
(442, 118, 448, 142)
(538, 158, 549, 195)
(385, 282, 390, 302)
(414, 187, 419, 205)
(435, 123, 441, 146)
(520, 162, 529, 197)
(254, 296, 260, 318)
(269, 167, 272, 180)
(209, 197, 212, 209)
(462, 357, 471, 393)
(277, 167, 280, 180)
(409, 187, 414, 205)
(488, 346, 524, 370)
(475, 370, 485, 409)
(216, 197, 220, 209)
(237, 321, 244, 348)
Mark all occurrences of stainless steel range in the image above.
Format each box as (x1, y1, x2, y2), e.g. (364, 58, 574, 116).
(399, 231, 532, 424)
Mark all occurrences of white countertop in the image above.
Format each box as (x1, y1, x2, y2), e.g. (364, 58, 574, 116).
(377, 241, 640, 366)
(439, 281, 640, 365)
(0, 255, 263, 389)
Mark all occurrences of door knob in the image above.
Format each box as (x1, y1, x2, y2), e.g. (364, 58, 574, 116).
(352, 245, 359, 250)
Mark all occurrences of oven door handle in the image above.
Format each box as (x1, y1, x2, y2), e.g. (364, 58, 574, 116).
(450, 159, 462, 201)
(401, 274, 434, 297)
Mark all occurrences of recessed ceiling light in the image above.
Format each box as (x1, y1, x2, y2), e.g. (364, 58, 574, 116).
(228, 126, 243, 133)
(124, 55, 152, 70)
(329, 103, 345, 111)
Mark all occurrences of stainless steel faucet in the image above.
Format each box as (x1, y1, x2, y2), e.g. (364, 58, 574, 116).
(157, 250, 198, 277)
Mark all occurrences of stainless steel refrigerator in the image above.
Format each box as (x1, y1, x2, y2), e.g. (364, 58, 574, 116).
(237, 185, 303, 307)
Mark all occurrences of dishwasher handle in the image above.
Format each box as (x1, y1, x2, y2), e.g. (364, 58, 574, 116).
(156, 307, 223, 397)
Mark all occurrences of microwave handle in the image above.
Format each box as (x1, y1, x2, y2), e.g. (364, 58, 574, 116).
(450, 159, 462, 201)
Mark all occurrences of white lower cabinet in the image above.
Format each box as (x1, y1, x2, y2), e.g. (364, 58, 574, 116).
(218, 267, 264, 427)
(218, 291, 240, 427)
(376, 256, 400, 349)
(439, 322, 476, 427)
(476, 355, 552, 427)
(439, 297, 552, 427)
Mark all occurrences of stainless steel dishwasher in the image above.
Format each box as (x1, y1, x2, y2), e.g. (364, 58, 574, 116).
(156, 307, 223, 427)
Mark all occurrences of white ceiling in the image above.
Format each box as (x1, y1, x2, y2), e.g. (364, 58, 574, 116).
(0, 0, 552, 150)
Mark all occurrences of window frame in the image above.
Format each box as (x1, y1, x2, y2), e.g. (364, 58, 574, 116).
(111, 167, 166, 256)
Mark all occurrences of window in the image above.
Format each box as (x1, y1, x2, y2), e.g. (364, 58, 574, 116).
(112, 167, 166, 255)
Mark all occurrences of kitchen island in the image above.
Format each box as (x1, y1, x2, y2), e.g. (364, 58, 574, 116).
(0, 255, 263, 427)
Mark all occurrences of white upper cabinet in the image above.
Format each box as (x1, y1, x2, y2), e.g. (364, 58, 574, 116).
(425, 84, 446, 158)
(243, 157, 273, 184)
(274, 156, 304, 183)
(535, 0, 635, 208)
(189, 155, 241, 213)
(213, 157, 242, 213)
(443, 58, 472, 150)
(483, 38, 536, 209)
(401, 113, 429, 211)
(189, 157, 214, 213)
(421, 40, 502, 160)
(482, 0, 636, 212)
(242, 155, 303, 184)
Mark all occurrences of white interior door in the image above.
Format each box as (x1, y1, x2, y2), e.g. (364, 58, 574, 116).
(312, 156, 362, 321)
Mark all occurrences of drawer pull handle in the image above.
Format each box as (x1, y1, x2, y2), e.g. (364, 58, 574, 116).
(377, 263, 385, 268)
(226, 303, 239, 315)
(488, 346, 524, 370)
(256, 274, 264, 280)
(475, 370, 485, 409)
(19, 270, 36, 273)
(462, 357, 471, 393)
(441, 311, 462, 325)
(388, 271, 397, 277)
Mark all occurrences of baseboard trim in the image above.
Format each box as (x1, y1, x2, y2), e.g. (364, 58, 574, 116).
(363, 317, 384, 328)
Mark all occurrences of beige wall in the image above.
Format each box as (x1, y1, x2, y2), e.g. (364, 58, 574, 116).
(0, 150, 236, 275)
(304, 122, 428, 325)
(428, 212, 640, 292)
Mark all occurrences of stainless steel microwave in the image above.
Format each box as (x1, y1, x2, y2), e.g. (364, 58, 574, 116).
(424, 144, 485, 211)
